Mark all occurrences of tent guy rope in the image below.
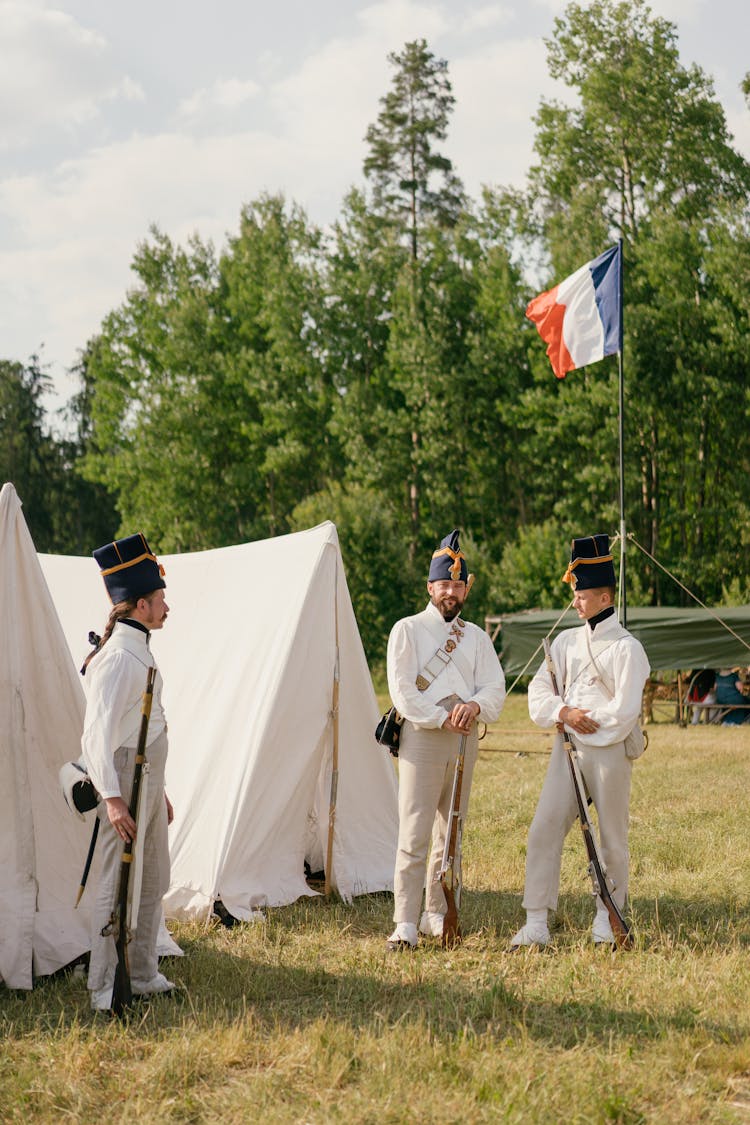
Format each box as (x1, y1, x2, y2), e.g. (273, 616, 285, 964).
(627, 533, 750, 658)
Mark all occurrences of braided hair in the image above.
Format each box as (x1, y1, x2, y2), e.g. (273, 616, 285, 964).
(80, 591, 158, 675)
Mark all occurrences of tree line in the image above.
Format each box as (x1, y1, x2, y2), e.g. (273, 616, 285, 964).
(3, 0, 750, 665)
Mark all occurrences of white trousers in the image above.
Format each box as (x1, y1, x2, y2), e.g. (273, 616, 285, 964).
(393, 722, 479, 924)
(88, 730, 170, 991)
(523, 733, 632, 913)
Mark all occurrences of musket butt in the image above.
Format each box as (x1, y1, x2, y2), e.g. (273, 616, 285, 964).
(441, 923, 462, 950)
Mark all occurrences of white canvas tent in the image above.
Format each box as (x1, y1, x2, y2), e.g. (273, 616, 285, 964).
(39, 520, 399, 922)
(0, 483, 95, 988)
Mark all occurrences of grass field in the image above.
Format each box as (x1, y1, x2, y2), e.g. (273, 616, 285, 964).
(2, 695, 750, 1123)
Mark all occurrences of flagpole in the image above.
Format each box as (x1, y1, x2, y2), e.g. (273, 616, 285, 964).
(526, 240, 628, 620)
(617, 238, 626, 627)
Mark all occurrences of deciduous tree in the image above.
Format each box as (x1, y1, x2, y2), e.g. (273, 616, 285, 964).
(511, 0, 750, 605)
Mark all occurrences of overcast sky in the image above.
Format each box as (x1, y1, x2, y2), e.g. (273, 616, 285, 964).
(1, 0, 748, 412)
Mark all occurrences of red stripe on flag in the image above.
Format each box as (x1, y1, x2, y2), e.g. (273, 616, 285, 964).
(526, 288, 574, 380)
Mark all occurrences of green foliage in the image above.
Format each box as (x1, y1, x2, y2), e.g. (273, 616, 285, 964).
(490, 519, 570, 612)
(516, 0, 750, 607)
(80, 227, 243, 551)
(0, 358, 57, 546)
(531, 0, 749, 252)
(80, 199, 336, 552)
(0, 358, 115, 552)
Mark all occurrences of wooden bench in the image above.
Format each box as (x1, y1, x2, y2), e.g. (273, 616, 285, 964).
(684, 701, 750, 725)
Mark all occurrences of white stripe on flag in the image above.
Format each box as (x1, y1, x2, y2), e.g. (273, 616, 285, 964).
(559, 263, 605, 369)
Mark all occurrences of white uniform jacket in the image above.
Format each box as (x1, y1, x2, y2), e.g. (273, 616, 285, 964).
(387, 602, 505, 729)
(81, 622, 166, 799)
(528, 614, 650, 747)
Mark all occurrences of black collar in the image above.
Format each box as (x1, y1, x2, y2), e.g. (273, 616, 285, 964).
(588, 606, 615, 632)
(121, 617, 150, 638)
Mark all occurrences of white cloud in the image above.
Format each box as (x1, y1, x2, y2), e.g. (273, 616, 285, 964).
(0, 1, 143, 147)
(725, 105, 750, 162)
(178, 78, 262, 121)
(449, 37, 558, 193)
(357, 0, 451, 41)
(526, 0, 568, 14)
(265, 1, 459, 199)
(0, 125, 353, 402)
(648, 0, 707, 25)
(461, 4, 514, 33)
(107, 76, 145, 105)
(266, 0, 540, 204)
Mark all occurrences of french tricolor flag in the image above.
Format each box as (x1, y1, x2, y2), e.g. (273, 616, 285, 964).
(526, 244, 621, 379)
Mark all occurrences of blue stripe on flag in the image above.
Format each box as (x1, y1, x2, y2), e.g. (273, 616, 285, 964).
(590, 244, 621, 357)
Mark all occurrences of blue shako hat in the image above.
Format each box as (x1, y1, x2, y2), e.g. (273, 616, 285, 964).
(562, 533, 615, 590)
(429, 529, 468, 583)
(94, 532, 166, 604)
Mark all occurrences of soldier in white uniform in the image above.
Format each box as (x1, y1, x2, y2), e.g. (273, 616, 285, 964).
(386, 530, 506, 951)
(81, 533, 175, 1010)
(510, 534, 650, 949)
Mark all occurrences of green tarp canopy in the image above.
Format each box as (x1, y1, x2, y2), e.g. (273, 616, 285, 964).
(492, 606, 750, 676)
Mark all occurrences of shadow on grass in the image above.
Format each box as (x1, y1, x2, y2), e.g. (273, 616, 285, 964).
(417, 886, 750, 952)
(59, 938, 746, 1051)
(6, 884, 749, 1051)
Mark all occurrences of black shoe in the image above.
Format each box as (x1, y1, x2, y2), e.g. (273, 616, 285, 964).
(385, 938, 416, 953)
(213, 899, 239, 928)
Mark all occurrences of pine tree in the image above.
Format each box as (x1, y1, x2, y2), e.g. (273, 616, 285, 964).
(363, 39, 464, 261)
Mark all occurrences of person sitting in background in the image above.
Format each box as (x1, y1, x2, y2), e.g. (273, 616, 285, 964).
(715, 669, 750, 725)
(688, 668, 716, 725)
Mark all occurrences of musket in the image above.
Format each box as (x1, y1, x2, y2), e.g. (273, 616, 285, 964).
(437, 731, 468, 949)
(543, 638, 633, 950)
(435, 578, 475, 950)
(106, 665, 156, 1016)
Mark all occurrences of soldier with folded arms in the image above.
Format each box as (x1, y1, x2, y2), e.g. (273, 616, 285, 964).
(510, 533, 650, 949)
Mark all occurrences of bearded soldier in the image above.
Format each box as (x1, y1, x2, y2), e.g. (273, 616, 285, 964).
(385, 529, 506, 951)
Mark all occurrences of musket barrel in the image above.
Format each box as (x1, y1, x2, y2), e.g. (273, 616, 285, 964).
(111, 665, 157, 1016)
(542, 637, 632, 949)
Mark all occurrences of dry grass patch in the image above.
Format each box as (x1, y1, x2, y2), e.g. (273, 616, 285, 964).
(2, 697, 750, 1122)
